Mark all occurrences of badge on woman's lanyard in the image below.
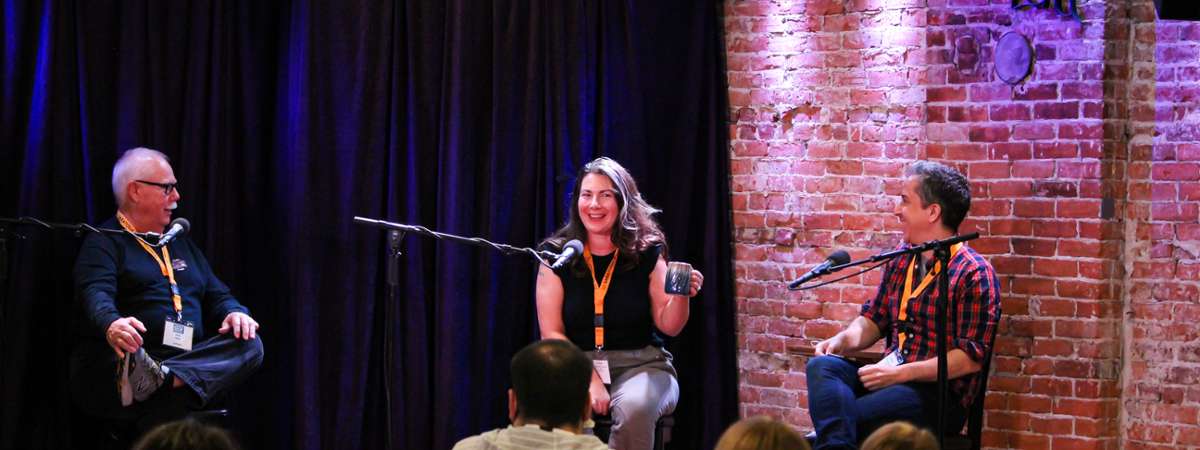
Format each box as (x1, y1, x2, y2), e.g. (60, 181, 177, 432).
(583, 246, 618, 385)
(891, 242, 964, 366)
(118, 212, 194, 351)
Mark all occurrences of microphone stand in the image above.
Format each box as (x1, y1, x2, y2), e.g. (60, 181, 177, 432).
(793, 232, 980, 449)
(353, 215, 563, 450)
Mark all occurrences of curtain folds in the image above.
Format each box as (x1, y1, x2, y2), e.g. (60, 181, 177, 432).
(0, 1, 735, 449)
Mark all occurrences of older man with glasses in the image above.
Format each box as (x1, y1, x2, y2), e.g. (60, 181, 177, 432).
(69, 147, 264, 435)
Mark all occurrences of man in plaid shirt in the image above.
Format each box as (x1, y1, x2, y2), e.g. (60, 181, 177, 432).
(805, 161, 1002, 449)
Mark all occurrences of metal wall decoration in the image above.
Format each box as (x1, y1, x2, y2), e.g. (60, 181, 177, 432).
(1013, 0, 1082, 22)
(995, 32, 1034, 85)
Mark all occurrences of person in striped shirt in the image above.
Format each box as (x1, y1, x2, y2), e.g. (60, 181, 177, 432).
(453, 339, 608, 450)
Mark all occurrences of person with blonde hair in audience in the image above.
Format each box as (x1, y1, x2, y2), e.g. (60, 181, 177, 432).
(131, 418, 240, 450)
(713, 416, 810, 450)
(859, 421, 938, 450)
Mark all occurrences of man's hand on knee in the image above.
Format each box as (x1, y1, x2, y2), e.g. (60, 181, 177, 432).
(857, 363, 909, 391)
(219, 312, 259, 340)
(106, 317, 146, 358)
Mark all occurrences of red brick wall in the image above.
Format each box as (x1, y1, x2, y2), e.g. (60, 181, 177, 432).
(727, 0, 927, 427)
(727, 0, 1200, 448)
(1126, 0, 1200, 448)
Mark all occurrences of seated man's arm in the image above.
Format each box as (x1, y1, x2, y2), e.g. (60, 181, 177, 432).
(815, 316, 883, 355)
(893, 348, 979, 383)
(75, 235, 122, 334)
(818, 258, 896, 356)
(75, 234, 146, 357)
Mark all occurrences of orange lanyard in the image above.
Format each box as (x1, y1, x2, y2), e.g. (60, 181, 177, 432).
(582, 246, 618, 351)
(897, 242, 963, 349)
(117, 212, 183, 320)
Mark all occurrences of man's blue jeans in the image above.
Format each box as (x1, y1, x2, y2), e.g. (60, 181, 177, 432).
(806, 355, 966, 450)
(70, 333, 264, 432)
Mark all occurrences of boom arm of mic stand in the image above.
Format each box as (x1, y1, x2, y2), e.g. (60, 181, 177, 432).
(353, 216, 558, 266)
(789, 233, 983, 290)
(0, 216, 161, 241)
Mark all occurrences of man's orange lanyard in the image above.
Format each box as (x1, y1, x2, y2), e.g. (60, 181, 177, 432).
(117, 212, 183, 320)
(897, 242, 963, 350)
(582, 246, 618, 351)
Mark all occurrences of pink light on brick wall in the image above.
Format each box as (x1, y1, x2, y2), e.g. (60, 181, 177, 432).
(727, 0, 1200, 448)
(727, 0, 927, 428)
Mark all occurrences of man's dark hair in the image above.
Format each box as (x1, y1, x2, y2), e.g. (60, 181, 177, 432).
(905, 161, 972, 233)
(511, 339, 593, 429)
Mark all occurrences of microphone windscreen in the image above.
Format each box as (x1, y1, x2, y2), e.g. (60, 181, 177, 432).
(828, 249, 851, 265)
(563, 239, 583, 254)
(170, 218, 191, 233)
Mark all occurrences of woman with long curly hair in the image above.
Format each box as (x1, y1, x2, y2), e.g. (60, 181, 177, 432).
(536, 157, 703, 449)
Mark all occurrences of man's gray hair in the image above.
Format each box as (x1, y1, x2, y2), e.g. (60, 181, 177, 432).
(112, 147, 169, 208)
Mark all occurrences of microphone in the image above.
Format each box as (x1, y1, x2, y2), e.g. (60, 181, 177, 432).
(550, 239, 584, 270)
(788, 249, 851, 289)
(157, 218, 190, 247)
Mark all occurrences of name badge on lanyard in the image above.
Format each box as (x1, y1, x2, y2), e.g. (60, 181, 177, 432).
(593, 357, 612, 385)
(163, 316, 194, 351)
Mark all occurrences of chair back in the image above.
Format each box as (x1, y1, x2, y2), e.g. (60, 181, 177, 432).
(962, 323, 999, 450)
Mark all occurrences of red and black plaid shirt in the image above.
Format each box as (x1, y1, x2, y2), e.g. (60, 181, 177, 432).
(860, 243, 1002, 407)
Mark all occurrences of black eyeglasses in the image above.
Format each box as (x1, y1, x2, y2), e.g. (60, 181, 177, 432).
(135, 180, 178, 196)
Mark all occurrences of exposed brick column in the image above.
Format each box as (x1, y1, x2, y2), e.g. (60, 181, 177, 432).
(1125, 0, 1200, 447)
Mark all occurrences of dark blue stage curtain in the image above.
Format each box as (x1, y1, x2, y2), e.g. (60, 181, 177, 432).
(0, 1, 736, 449)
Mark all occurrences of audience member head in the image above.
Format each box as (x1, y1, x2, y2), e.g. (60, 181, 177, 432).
(860, 421, 939, 450)
(714, 416, 810, 450)
(131, 418, 240, 450)
(508, 339, 594, 431)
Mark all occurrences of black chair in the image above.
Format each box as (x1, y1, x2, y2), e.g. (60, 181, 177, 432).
(592, 413, 675, 450)
(942, 331, 998, 450)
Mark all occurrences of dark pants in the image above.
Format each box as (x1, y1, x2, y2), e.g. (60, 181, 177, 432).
(805, 355, 965, 450)
(69, 333, 263, 432)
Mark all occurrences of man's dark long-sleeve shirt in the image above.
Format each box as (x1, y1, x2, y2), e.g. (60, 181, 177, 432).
(74, 217, 248, 360)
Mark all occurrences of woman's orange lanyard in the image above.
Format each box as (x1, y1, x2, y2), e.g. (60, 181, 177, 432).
(582, 246, 618, 351)
(117, 212, 183, 321)
(897, 242, 963, 350)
